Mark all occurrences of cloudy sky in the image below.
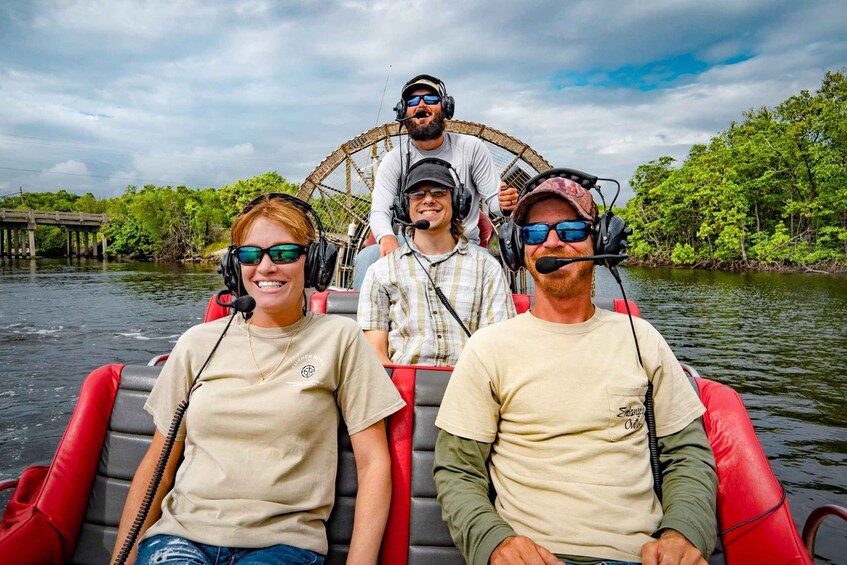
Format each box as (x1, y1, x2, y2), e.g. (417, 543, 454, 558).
(1, 0, 845, 204)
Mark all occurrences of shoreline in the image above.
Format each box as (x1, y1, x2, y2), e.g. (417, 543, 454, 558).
(7, 252, 847, 275)
(624, 258, 847, 275)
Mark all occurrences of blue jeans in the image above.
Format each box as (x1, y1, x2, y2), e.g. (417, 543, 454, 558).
(137, 534, 325, 565)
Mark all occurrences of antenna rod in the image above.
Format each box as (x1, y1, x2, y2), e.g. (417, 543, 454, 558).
(375, 64, 392, 127)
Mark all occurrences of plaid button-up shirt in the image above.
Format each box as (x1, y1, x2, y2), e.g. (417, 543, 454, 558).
(358, 239, 516, 366)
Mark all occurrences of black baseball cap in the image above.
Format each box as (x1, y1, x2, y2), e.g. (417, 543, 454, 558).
(405, 160, 455, 192)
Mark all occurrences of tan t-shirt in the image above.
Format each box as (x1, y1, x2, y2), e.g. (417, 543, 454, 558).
(435, 309, 705, 562)
(143, 313, 405, 554)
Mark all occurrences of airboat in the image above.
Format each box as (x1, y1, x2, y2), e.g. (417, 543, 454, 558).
(0, 120, 843, 565)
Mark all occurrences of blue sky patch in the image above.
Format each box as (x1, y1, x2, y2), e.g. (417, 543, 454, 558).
(554, 52, 754, 91)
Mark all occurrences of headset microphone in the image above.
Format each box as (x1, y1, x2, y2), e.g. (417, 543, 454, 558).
(214, 290, 257, 313)
(395, 217, 431, 230)
(535, 254, 629, 274)
(230, 295, 256, 313)
(398, 110, 428, 122)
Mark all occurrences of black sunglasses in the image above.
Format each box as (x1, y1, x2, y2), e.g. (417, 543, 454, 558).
(406, 94, 441, 107)
(520, 220, 592, 245)
(235, 244, 308, 265)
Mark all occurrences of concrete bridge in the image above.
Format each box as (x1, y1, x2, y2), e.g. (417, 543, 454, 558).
(0, 209, 109, 259)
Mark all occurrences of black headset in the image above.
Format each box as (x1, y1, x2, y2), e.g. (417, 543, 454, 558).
(220, 193, 338, 294)
(498, 168, 629, 272)
(392, 157, 472, 225)
(394, 73, 455, 121)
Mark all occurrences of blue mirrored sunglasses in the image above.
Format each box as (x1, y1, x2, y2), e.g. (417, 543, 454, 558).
(520, 220, 592, 245)
(406, 94, 441, 107)
(235, 243, 308, 265)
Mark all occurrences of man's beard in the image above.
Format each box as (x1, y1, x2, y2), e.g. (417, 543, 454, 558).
(528, 257, 594, 299)
(407, 111, 446, 141)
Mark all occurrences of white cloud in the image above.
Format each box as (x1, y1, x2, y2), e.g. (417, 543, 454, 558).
(46, 160, 90, 175)
(1, 0, 845, 204)
(127, 143, 258, 187)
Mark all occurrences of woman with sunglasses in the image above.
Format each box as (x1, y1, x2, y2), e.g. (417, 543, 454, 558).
(113, 194, 405, 565)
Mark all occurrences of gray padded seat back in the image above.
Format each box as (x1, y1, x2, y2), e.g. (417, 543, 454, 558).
(324, 291, 361, 320)
(70, 364, 357, 564)
(408, 369, 464, 565)
(70, 365, 159, 565)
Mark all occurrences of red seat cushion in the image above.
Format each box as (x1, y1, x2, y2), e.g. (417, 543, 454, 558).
(0, 364, 123, 565)
(697, 378, 811, 564)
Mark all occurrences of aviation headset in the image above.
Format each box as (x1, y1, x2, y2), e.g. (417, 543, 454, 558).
(394, 74, 455, 121)
(498, 168, 629, 271)
(220, 193, 338, 294)
(392, 157, 473, 224)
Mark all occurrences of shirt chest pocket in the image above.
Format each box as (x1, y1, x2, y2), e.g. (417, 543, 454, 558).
(606, 385, 648, 441)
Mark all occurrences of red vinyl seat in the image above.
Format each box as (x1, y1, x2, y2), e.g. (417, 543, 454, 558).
(0, 363, 824, 565)
(697, 379, 813, 564)
(2, 290, 828, 565)
(207, 290, 638, 321)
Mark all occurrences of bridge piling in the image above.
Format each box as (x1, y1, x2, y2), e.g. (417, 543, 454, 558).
(27, 227, 36, 259)
(1, 209, 109, 259)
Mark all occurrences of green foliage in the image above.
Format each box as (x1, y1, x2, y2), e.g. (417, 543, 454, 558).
(2, 189, 80, 211)
(671, 243, 697, 265)
(625, 69, 847, 268)
(34, 226, 68, 257)
(102, 184, 229, 260)
(1, 173, 305, 260)
(218, 172, 298, 224)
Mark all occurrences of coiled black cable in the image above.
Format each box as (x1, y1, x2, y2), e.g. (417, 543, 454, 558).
(610, 265, 662, 501)
(113, 305, 242, 565)
(114, 400, 187, 565)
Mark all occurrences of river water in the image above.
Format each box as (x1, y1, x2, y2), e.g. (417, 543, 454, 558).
(1, 258, 845, 562)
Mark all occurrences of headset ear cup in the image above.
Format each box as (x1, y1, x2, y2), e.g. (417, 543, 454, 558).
(394, 99, 406, 121)
(602, 214, 629, 259)
(304, 243, 319, 289)
(393, 190, 410, 224)
(443, 95, 455, 119)
(593, 215, 606, 257)
(497, 222, 524, 272)
(306, 239, 339, 292)
(454, 185, 472, 221)
(220, 247, 246, 296)
(593, 212, 618, 261)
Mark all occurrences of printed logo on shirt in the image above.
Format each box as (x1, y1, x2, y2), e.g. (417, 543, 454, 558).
(287, 354, 327, 384)
(616, 404, 645, 430)
(607, 385, 648, 441)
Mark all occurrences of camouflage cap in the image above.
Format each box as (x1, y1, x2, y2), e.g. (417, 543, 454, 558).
(402, 74, 443, 99)
(513, 177, 598, 225)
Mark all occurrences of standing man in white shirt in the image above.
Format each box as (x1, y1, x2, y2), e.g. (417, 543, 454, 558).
(353, 73, 519, 289)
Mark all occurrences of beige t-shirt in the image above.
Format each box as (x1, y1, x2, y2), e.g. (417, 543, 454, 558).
(435, 309, 705, 562)
(143, 313, 405, 554)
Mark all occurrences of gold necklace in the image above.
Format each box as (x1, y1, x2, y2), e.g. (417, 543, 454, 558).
(246, 316, 307, 382)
